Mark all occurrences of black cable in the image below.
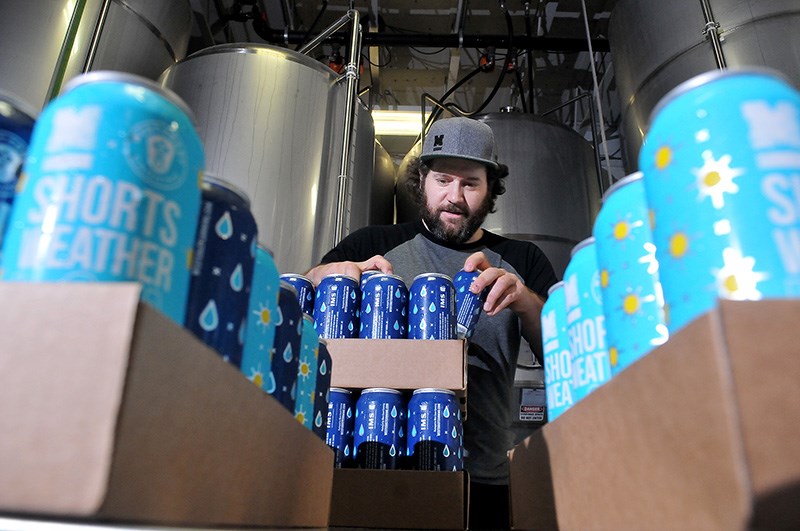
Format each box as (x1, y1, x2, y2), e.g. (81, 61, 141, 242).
(514, 67, 528, 113)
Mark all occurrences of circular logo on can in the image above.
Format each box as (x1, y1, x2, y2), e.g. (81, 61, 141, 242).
(123, 119, 189, 191)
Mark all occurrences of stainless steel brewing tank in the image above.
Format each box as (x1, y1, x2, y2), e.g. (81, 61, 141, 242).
(0, 0, 192, 114)
(610, 0, 800, 170)
(160, 44, 342, 273)
(396, 113, 600, 277)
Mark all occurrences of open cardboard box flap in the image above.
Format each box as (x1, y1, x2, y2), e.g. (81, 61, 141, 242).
(510, 299, 800, 531)
(0, 282, 333, 528)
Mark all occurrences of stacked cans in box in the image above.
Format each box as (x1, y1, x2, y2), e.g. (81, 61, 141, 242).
(543, 67, 800, 422)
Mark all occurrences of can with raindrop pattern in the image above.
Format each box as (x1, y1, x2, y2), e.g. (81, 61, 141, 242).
(408, 273, 456, 340)
(0, 93, 35, 253)
(593, 173, 668, 376)
(313, 273, 360, 338)
(453, 269, 489, 339)
(184, 176, 256, 366)
(353, 388, 406, 470)
(326, 387, 355, 468)
(281, 273, 315, 316)
(0, 72, 204, 324)
(313, 339, 333, 440)
(359, 269, 381, 290)
(271, 281, 302, 413)
(563, 237, 611, 405)
(294, 314, 319, 430)
(639, 68, 800, 333)
(541, 281, 573, 422)
(406, 388, 463, 471)
(241, 245, 280, 391)
(359, 273, 408, 339)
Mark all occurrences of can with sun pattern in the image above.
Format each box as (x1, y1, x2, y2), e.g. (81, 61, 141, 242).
(0, 72, 204, 324)
(353, 388, 406, 470)
(639, 68, 800, 334)
(359, 273, 409, 339)
(0, 94, 35, 253)
(313, 273, 360, 338)
(563, 237, 611, 405)
(408, 273, 456, 340)
(241, 245, 280, 392)
(541, 281, 573, 422)
(406, 388, 463, 471)
(453, 269, 489, 339)
(280, 273, 315, 316)
(271, 281, 302, 412)
(184, 177, 256, 366)
(326, 387, 355, 468)
(313, 339, 333, 439)
(593, 172, 668, 376)
(294, 314, 319, 430)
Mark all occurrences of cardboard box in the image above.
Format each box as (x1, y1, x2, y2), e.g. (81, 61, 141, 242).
(324, 338, 469, 529)
(509, 300, 800, 531)
(0, 282, 333, 528)
(329, 469, 468, 530)
(325, 338, 467, 415)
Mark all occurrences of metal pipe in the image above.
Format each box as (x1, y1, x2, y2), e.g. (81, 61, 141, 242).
(699, 0, 727, 69)
(297, 10, 355, 55)
(334, 9, 362, 243)
(254, 26, 610, 52)
(82, 0, 112, 72)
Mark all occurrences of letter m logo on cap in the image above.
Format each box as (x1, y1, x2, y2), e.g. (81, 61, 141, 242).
(433, 134, 444, 151)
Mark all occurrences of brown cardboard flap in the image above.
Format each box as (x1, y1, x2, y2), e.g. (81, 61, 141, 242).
(508, 431, 557, 531)
(329, 469, 467, 530)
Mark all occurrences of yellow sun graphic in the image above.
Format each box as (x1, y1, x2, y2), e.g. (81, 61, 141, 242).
(613, 220, 630, 240)
(669, 232, 690, 259)
(299, 360, 311, 379)
(712, 247, 768, 300)
(622, 293, 641, 315)
(655, 146, 672, 170)
(253, 303, 272, 328)
(609, 346, 619, 367)
(600, 268, 610, 289)
(295, 408, 307, 425)
(249, 368, 264, 387)
(693, 150, 744, 209)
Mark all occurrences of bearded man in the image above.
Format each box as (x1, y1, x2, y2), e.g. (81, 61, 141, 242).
(307, 116, 558, 529)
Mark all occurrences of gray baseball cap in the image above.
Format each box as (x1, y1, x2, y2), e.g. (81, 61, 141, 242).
(420, 117, 500, 169)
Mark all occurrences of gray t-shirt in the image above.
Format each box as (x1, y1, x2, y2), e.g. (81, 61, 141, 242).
(320, 220, 557, 484)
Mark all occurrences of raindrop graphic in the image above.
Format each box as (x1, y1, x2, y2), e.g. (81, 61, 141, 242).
(348, 321, 354, 332)
(421, 286, 428, 296)
(393, 321, 400, 330)
(399, 426, 404, 438)
(428, 302, 436, 312)
(459, 286, 465, 292)
(443, 446, 450, 457)
(452, 426, 458, 438)
(395, 288, 401, 298)
(360, 322, 364, 333)
(390, 445, 396, 457)
(230, 263, 244, 292)
(443, 407, 450, 418)
(402, 307, 407, 316)
(365, 303, 372, 314)
(347, 407, 352, 418)
(265, 372, 277, 393)
(359, 425, 365, 436)
(412, 304, 419, 314)
(320, 360, 327, 375)
(199, 300, 219, 331)
(391, 406, 398, 418)
(411, 425, 417, 437)
(420, 320, 427, 329)
(315, 411, 323, 427)
(350, 290, 356, 300)
(283, 343, 293, 362)
(320, 302, 327, 312)
(345, 445, 350, 457)
(215, 211, 234, 239)
(306, 292, 313, 302)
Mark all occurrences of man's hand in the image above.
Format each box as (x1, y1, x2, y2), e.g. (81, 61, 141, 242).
(305, 255, 393, 286)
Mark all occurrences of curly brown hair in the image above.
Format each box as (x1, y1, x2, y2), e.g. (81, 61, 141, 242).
(403, 157, 509, 213)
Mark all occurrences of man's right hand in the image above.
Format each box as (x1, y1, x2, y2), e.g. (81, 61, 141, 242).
(305, 255, 393, 286)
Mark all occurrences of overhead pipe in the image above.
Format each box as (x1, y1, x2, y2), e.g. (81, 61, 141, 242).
(699, 0, 727, 69)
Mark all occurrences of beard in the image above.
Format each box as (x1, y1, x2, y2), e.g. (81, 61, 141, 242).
(421, 193, 493, 244)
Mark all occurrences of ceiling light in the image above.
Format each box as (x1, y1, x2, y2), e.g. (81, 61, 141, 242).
(372, 109, 429, 136)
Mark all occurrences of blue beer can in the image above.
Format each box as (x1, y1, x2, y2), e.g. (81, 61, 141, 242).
(541, 281, 573, 422)
(280, 273, 315, 316)
(0, 94, 35, 251)
(453, 269, 489, 339)
(353, 388, 406, 470)
(185, 177, 256, 366)
(359, 273, 409, 339)
(408, 273, 456, 340)
(294, 314, 319, 430)
(241, 245, 280, 392)
(0, 72, 204, 324)
(272, 281, 302, 412)
(639, 68, 800, 333)
(593, 173, 669, 375)
(406, 388, 463, 471)
(563, 237, 611, 404)
(359, 269, 381, 289)
(313, 339, 333, 439)
(326, 387, 355, 468)
(313, 273, 360, 339)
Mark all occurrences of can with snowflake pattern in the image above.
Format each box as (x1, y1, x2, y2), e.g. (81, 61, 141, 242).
(241, 245, 281, 392)
(313, 339, 333, 439)
(294, 314, 319, 430)
(184, 176, 257, 366)
(593, 172, 668, 376)
(639, 68, 800, 333)
(280, 273, 315, 316)
(406, 388, 463, 471)
(408, 273, 456, 340)
(353, 388, 406, 470)
(564, 237, 611, 404)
